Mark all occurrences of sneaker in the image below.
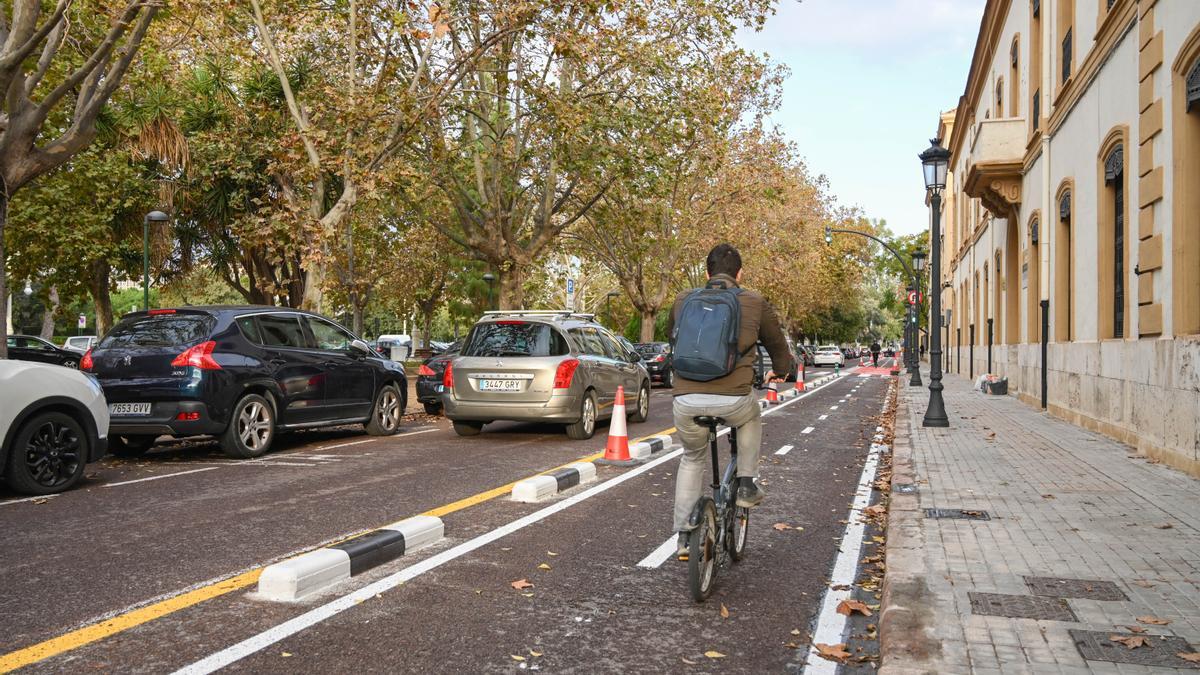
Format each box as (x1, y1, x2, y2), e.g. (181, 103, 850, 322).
(736, 477, 765, 508)
(676, 532, 689, 561)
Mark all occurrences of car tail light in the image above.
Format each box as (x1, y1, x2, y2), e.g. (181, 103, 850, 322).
(80, 348, 94, 371)
(148, 309, 176, 315)
(554, 358, 580, 389)
(496, 320, 526, 325)
(652, 354, 666, 363)
(443, 363, 453, 389)
(418, 364, 436, 377)
(176, 412, 200, 421)
(171, 341, 221, 370)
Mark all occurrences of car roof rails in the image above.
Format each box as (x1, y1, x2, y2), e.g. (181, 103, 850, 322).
(481, 310, 597, 322)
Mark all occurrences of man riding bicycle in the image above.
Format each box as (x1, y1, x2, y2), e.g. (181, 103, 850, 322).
(667, 244, 795, 560)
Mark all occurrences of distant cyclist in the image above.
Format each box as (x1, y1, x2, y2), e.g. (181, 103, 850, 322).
(667, 244, 795, 559)
(870, 340, 881, 367)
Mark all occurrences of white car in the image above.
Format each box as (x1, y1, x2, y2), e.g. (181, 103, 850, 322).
(62, 335, 98, 354)
(0, 360, 109, 494)
(813, 345, 845, 367)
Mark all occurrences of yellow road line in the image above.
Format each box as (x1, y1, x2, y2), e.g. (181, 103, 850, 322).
(0, 426, 678, 673)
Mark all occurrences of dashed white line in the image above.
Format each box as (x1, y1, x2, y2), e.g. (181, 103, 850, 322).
(103, 467, 222, 488)
(636, 537, 679, 568)
(818, 414, 828, 421)
(801, 427, 814, 435)
(830, 405, 839, 410)
(775, 444, 795, 456)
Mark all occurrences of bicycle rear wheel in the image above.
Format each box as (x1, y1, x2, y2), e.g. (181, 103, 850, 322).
(688, 498, 718, 602)
(729, 505, 750, 562)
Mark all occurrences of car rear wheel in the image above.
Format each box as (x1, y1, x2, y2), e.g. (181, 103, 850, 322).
(221, 394, 275, 459)
(453, 421, 483, 437)
(109, 435, 157, 458)
(565, 391, 597, 440)
(628, 382, 650, 423)
(365, 384, 403, 436)
(422, 402, 442, 416)
(663, 368, 674, 389)
(5, 412, 87, 495)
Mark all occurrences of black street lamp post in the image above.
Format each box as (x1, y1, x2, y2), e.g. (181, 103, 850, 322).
(604, 290, 620, 328)
(143, 211, 169, 310)
(482, 273, 496, 311)
(919, 138, 950, 427)
(910, 250, 927, 387)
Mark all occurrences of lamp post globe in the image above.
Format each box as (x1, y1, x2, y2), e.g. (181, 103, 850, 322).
(23, 282, 32, 297)
(481, 272, 496, 311)
(143, 210, 169, 310)
(912, 249, 927, 272)
(919, 138, 950, 191)
(919, 139, 950, 427)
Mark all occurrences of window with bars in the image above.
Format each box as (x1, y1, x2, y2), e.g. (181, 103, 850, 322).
(1189, 59, 1200, 112)
(1106, 146, 1125, 338)
(1033, 88, 1041, 131)
(1106, 0, 1116, 10)
(1062, 28, 1073, 84)
(1059, 191, 1071, 220)
(1033, 0, 1040, 17)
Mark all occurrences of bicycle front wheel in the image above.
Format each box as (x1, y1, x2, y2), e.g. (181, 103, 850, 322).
(688, 498, 719, 602)
(729, 505, 750, 562)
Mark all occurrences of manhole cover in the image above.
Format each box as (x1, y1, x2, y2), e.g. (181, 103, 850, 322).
(1024, 576, 1129, 601)
(924, 508, 990, 520)
(1070, 629, 1200, 668)
(968, 592, 1077, 621)
(893, 483, 918, 494)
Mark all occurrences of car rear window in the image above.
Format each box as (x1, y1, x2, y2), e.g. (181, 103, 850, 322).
(463, 322, 569, 357)
(99, 313, 215, 348)
(635, 343, 668, 354)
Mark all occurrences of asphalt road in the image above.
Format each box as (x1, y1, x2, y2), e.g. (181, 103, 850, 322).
(1, 358, 897, 673)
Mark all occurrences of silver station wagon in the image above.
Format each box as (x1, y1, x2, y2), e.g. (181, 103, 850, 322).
(442, 311, 651, 439)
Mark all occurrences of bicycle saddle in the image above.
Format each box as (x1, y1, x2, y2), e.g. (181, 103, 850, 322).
(693, 415, 725, 427)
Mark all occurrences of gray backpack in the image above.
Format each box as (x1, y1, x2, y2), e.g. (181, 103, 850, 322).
(670, 281, 750, 381)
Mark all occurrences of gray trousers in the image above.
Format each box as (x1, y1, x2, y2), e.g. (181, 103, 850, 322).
(671, 393, 762, 532)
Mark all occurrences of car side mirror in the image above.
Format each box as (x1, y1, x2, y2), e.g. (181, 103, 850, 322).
(350, 339, 371, 355)
(629, 352, 642, 363)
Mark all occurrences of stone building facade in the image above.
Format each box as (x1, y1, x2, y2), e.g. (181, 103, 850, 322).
(936, 0, 1200, 473)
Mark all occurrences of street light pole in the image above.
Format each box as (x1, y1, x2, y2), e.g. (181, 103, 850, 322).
(143, 211, 169, 310)
(919, 138, 950, 427)
(605, 290, 620, 328)
(482, 272, 496, 311)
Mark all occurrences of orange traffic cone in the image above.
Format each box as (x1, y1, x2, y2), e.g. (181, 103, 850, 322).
(796, 376, 806, 392)
(765, 381, 779, 404)
(603, 386, 631, 462)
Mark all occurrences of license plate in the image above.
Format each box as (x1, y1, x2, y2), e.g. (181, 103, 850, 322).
(109, 402, 151, 416)
(479, 379, 522, 392)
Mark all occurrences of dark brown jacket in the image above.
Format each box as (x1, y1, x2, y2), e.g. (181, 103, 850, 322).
(666, 274, 796, 397)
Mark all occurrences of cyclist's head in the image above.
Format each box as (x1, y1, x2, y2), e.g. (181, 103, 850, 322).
(706, 244, 742, 281)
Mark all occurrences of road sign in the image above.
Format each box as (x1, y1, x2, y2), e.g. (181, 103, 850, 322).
(907, 290, 923, 305)
(77, 314, 86, 329)
(566, 278, 575, 295)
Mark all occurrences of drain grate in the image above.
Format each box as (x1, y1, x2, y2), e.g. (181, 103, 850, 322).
(924, 508, 990, 520)
(968, 592, 1077, 621)
(1070, 629, 1200, 668)
(892, 483, 918, 494)
(1024, 576, 1129, 601)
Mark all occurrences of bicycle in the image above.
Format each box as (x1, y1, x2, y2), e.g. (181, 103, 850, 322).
(685, 415, 750, 602)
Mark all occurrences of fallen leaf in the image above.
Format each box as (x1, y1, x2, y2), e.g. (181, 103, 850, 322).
(1110, 635, 1150, 649)
(32, 498, 49, 505)
(529, 650, 543, 657)
(720, 604, 730, 619)
(511, 579, 534, 590)
(836, 599, 873, 617)
(546, 551, 558, 557)
(1041, 494, 1056, 500)
(784, 641, 800, 649)
(537, 563, 552, 571)
(521, 592, 534, 597)
(1137, 615, 1171, 625)
(281, 652, 293, 658)
(1125, 625, 1147, 634)
(790, 629, 802, 636)
(814, 643, 851, 662)
(985, 431, 996, 439)
(511, 655, 527, 661)
(681, 657, 697, 665)
(773, 523, 793, 531)
(1178, 653, 1200, 663)
(1156, 523, 1174, 529)
(703, 650, 726, 659)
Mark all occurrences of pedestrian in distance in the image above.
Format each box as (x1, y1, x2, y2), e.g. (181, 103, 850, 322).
(666, 244, 795, 560)
(870, 340, 881, 367)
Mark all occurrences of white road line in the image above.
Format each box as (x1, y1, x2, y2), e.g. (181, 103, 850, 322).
(103, 467, 222, 488)
(830, 405, 838, 410)
(838, 399, 846, 403)
(801, 427, 814, 435)
(315, 439, 374, 451)
(818, 414, 828, 421)
(803, 392, 890, 675)
(775, 444, 795, 456)
(394, 427, 441, 438)
(0, 494, 60, 506)
(636, 537, 678, 568)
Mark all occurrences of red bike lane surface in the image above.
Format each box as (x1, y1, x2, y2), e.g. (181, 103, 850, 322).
(21, 373, 891, 674)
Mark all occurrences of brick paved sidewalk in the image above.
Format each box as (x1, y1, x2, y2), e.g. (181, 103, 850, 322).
(881, 368, 1200, 674)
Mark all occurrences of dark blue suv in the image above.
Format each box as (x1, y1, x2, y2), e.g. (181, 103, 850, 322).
(83, 307, 407, 458)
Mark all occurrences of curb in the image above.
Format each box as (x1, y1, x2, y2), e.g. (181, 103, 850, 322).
(258, 515, 444, 602)
(511, 462, 597, 502)
(630, 434, 674, 460)
(878, 390, 945, 675)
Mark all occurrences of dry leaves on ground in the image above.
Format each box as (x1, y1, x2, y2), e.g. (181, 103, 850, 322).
(814, 643, 851, 662)
(511, 654, 527, 661)
(1125, 625, 1147, 633)
(1178, 653, 1200, 663)
(1137, 615, 1172, 625)
(510, 579, 534, 590)
(836, 599, 873, 617)
(537, 563, 552, 571)
(773, 523, 793, 531)
(1156, 523, 1174, 529)
(720, 604, 730, 619)
(1110, 635, 1151, 649)
(703, 650, 726, 659)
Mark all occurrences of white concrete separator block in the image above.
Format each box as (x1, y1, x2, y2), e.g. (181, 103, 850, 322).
(381, 515, 444, 552)
(511, 475, 559, 503)
(564, 462, 597, 484)
(258, 548, 351, 602)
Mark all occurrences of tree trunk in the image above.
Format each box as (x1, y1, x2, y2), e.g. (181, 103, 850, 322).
(89, 261, 115, 335)
(422, 309, 434, 349)
(351, 304, 364, 336)
(40, 286, 60, 339)
(0, 191, 8, 358)
(498, 268, 526, 310)
(639, 309, 657, 342)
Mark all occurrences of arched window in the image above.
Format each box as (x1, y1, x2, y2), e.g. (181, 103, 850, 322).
(1026, 212, 1041, 343)
(1058, 0, 1075, 87)
(1104, 144, 1126, 338)
(1010, 36, 1021, 118)
(1174, 47, 1200, 335)
(1189, 59, 1200, 112)
(996, 78, 1005, 117)
(1055, 183, 1074, 342)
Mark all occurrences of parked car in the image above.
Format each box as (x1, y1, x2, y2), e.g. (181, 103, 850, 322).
(442, 311, 650, 440)
(633, 342, 674, 388)
(416, 340, 461, 415)
(796, 344, 816, 367)
(374, 334, 413, 360)
(82, 306, 408, 459)
(62, 336, 98, 354)
(7, 335, 81, 368)
(752, 344, 801, 387)
(813, 345, 845, 367)
(0, 360, 108, 494)
(429, 340, 455, 354)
